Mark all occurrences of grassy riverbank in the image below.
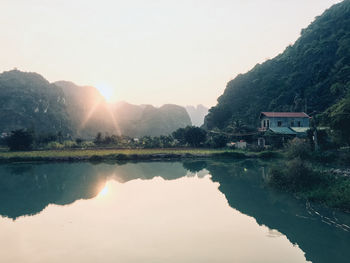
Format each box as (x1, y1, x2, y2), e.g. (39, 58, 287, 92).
(267, 139, 350, 212)
(0, 148, 281, 163)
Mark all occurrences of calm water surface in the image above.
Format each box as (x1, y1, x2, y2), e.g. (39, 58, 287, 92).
(0, 160, 349, 263)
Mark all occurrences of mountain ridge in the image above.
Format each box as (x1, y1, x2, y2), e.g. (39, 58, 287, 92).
(204, 0, 350, 129)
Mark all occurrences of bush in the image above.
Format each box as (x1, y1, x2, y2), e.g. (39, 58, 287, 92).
(268, 158, 321, 192)
(81, 141, 95, 148)
(286, 138, 311, 159)
(257, 151, 280, 159)
(6, 129, 34, 151)
(46, 141, 64, 150)
(63, 140, 78, 148)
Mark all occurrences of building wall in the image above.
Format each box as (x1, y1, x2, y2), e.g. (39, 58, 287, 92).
(261, 117, 309, 128)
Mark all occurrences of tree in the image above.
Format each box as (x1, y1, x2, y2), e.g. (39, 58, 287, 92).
(6, 129, 34, 151)
(184, 126, 207, 147)
(328, 95, 350, 145)
(172, 128, 186, 145)
(94, 132, 104, 145)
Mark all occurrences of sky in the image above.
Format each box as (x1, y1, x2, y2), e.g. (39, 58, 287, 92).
(0, 0, 343, 107)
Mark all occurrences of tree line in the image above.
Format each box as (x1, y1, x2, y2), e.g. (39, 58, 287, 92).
(0, 126, 231, 151)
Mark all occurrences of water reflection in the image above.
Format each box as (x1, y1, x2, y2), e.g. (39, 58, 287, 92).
(0, 160, 349, 263)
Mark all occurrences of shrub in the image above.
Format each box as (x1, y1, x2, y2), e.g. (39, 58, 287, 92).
(286, 138, 311, 159)
(81, 141, 95, 148)
(258, 151, 280, 159)
(6, 129, 34, 151)
(46, 141, 64, 150)
(268, 158, 321, 192)
(63, 140, 77, 148)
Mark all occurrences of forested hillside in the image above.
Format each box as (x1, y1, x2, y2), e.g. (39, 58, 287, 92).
(204, 0, 350, 129)
(0, 70, 71, 135)
(112, 102, 192, 137)
(55, 81, 117, 138)
(0, 72, 191, 138)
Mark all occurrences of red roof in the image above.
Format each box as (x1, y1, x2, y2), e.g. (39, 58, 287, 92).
(260, 112, 310, 118)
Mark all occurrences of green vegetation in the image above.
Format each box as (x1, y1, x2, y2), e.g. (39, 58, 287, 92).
(0, 70, 71, 135)
(173, 126, 207, 147)
(205, 0, 350, 133)
(0, 73, 192, 140)
(5, 129, 34, 151)
(0, 148, 246, 163)
(268, 138, 350, 211)
(320, 93, 350, 145)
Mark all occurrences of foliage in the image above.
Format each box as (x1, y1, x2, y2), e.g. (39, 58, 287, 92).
(268, 155, 350, 210)
(63, 140, 78, 148)
(6, 129, 34, 151)
(184, 126, 207, 147)
(172, 126, 207, 147)
(172, 128, 187, 145)
(285, 138, 311, 159)
(46, 141, 64, 150)
(36, 133, 58, 145)
(205, 1, 350, 131)
(257, 151, 281, 159)
(321, 94, 350, 145)
(0, 70, 71, 135)
(206, 133, 228, 148)
(268, 158, 321, 192)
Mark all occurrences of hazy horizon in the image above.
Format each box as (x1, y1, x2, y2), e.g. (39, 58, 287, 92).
(0, 0, 342, 107)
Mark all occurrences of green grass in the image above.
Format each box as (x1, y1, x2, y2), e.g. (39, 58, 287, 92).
(0, 148, 240, 161)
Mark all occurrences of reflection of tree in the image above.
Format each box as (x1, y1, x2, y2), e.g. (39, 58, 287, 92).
(0, 161, 188, 219)
(205, 159, 350, 263)
(1, 160, 349, 263)
(0, 163, 108, 220)
(182, 161, 207, 173)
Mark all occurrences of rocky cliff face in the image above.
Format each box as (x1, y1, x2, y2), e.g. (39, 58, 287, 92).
(0, 70, 71, 135)
(0, 70, 192, 138)
(186, 105, 208, 127)
(112, 102, 192, 137)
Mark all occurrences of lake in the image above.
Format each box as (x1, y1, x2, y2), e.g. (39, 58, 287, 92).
(0, 160, 349, 263)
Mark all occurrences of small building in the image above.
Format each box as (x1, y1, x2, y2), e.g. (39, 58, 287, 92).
(258, 112, 311, 148)
(226, 140, 247, 149)
(259, 112, 310, 131)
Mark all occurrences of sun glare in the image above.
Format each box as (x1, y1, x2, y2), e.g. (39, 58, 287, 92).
(98, 185, 109, 197)
(95, 83, 114, 101)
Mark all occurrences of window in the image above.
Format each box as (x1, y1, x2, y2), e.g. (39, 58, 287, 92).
(267, 119, 270, 128)
(263, 120, 266, 128)
(298, 121, 301, 127)
(291, 121, 295, 127)
(277, 121, 282, 127)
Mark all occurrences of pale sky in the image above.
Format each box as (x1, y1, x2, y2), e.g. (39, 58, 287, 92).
(0, 0, 343, 107)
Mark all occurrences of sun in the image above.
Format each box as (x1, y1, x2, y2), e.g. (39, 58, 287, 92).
(95, 83, 115, 101)
(97, 184, 109, 198)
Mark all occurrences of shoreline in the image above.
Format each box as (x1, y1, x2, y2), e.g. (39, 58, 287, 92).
(0, 148, 281, 163)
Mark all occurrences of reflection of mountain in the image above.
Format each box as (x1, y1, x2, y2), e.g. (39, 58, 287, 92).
(0, 160, 349, 263)
(0, 162, 189, 219)
(0, 163, 109, 219)
(205, 159, 350, 263)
